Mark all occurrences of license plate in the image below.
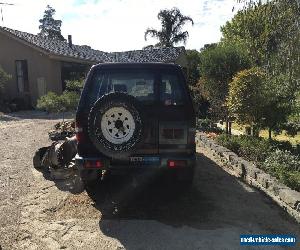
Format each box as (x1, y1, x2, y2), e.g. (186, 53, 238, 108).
(130, 156, 160, 165)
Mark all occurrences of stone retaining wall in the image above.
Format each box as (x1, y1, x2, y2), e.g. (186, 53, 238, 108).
(196, 132, 300, 223)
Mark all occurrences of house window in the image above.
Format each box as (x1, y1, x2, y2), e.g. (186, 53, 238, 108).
(15, 60, 29, 93)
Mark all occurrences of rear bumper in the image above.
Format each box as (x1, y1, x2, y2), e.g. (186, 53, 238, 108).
(75, 153, 196, 170)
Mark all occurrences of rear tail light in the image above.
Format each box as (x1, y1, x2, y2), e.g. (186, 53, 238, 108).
(83, 160, 104, 168)
(167, 160, 187, 168)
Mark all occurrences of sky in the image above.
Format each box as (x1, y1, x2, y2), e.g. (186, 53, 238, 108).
(0, 0, 243, 52)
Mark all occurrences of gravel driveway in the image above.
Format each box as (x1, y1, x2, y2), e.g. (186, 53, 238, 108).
(0, 111, 299, 250)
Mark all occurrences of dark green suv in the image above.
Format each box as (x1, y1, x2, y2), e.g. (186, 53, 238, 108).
(75, 63, 196, 186)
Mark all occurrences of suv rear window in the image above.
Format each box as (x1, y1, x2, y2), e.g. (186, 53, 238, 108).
(87, 69, 155, 107)
(85, 67, 187, 108)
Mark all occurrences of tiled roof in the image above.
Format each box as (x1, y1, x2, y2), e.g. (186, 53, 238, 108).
(109, 47, 185, 63)
(1, 27, 110, 62)
(0, 27, 185, 63)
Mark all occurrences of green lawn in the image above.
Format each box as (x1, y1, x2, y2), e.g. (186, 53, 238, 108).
(259, 130, 300, 145)
(231, 123, 244, 131)
(231, 123, 300, 145)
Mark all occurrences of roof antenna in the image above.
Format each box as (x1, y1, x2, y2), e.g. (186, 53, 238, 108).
(0, 2, 15, 24)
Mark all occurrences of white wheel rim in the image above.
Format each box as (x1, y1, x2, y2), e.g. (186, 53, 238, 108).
(100, 107, 136, 144)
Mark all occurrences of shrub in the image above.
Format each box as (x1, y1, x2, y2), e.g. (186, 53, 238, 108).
(197, 118, 211, 130)
(237, 136, 271, 162)
(296, 144, 300, 156)
(0, 65, 11, 96)
(262, 150, 300, 191)
(36, 91, 80, 113)
(216, 134, 241, 153)
(217, 134, 271, 162)
(36, 92, 65, 113)
(283, 122, 300, 137)
(65, 79, 84, 93)
(61, 91, 80, 111)
(197, 118, 223, 133)
(36, 79, 82, 113)
(269, 140, 294, 153)
(216, 134, 300, 191)
(282, 172, 300, 192)
(263, 150, 300, 172)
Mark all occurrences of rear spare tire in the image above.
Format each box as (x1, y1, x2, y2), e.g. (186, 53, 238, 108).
(88, 93, 143, 160)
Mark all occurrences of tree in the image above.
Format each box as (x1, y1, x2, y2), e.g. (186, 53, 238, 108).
(290, 92, 300, 125)
(186, 50, 201, 86)
(189, 81, 210, 118)
(199, 43, 251, 128)
(227, 68, 266, 130)
(144, 7, 194, 47)
(200, 43, 217, 52)
(222, 0, 300, 108)
(222, 1, 300, 64)
(223, 0, 300, 137)
(284, 91, 300, 136)
(39, 5, 65, 41)
(227, 67, 289, 139)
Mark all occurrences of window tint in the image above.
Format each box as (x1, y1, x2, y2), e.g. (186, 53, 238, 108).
(87, 69, 155, 107)
(111, 73, 154, 101)
(160, 73, 185, 106)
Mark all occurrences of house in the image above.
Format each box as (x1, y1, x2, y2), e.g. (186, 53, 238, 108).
(0, 27, 187, 106)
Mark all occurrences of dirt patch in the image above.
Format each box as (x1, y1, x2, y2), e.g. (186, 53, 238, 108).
(46, 193, 100, 220)
(1, 111, 300, 250)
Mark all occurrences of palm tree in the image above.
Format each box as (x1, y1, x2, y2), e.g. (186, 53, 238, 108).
(144, 7, 194, 47)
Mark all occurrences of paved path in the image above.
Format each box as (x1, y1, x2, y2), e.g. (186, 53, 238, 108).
(0, 112, 299, 249)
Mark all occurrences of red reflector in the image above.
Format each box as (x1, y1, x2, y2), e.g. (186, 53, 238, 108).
(167, 160, 187, 168)
(84, 160, 104, 168)
(76, 132, 84, 142)
(95, 160, 103, 168)
(169, 161, 175, 167)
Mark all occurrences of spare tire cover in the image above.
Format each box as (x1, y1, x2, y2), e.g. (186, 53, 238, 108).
(88, 92, 143, 160)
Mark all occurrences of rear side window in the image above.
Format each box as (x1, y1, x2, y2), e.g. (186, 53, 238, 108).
(86, 69, 155, 107)
(160, 73, 185, 106)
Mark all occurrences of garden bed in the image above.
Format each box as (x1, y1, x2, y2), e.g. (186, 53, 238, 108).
(215, 134, 300, 191)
